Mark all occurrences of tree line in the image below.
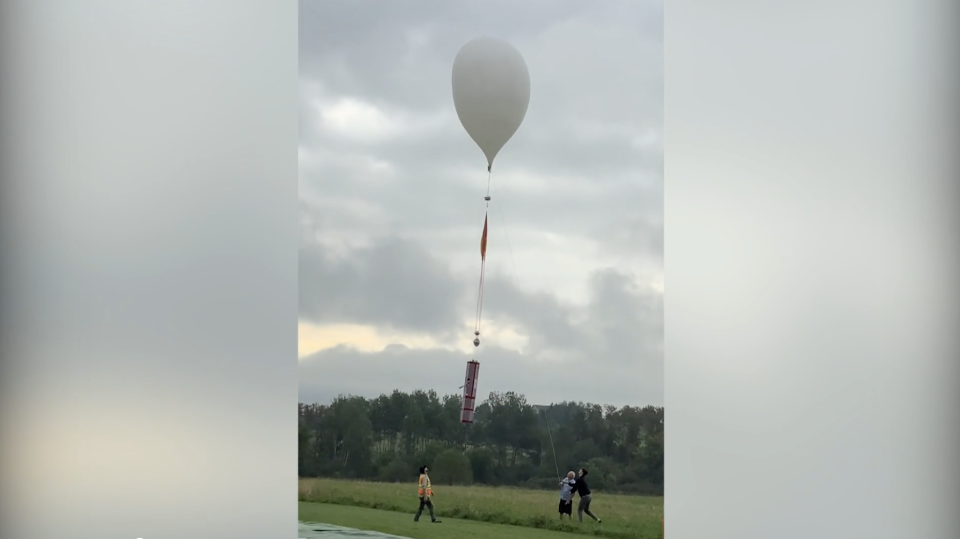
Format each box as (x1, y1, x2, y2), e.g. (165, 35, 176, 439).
(299, 389, 664, 495)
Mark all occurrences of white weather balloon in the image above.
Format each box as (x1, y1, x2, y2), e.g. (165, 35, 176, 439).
(451, 37, 531, 171)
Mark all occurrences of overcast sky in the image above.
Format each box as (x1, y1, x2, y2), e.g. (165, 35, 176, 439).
(299, 0, 663, 409)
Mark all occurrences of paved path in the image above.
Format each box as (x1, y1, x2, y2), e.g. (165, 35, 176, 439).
(299, 521, 411, 539)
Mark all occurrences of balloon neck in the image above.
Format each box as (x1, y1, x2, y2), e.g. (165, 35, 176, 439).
(487, 165, 491, 172)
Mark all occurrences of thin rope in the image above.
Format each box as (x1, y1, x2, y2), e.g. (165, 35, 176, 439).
(473, 170, 493, 341)
(474, 255, 486, 334)
(470, 170, 491, 253)
(488, 174, 536, 350)
(542, 409, 561, 481)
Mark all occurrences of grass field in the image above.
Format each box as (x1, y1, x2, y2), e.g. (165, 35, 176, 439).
(300, 502, 590, 539)
(299, 478, 663, 539)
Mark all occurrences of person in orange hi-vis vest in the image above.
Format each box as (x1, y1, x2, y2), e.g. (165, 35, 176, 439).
(414, 465, 441, 523)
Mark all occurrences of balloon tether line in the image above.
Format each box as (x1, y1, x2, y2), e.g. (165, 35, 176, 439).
(473, 168, 492, 348)
(474, 255, 486, 337)
(541, 409, 561, 482)
(485, 167, 492, 201)
(488, 173, 531, 351)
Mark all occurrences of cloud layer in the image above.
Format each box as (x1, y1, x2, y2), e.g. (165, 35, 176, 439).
(299, 0, 663, 407)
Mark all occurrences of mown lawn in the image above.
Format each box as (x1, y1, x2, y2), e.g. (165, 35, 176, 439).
(300, 502, 590, 539)
(299, 478, 663, 539)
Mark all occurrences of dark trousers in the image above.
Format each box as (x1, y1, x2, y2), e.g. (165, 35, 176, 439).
(578, 494, 599, 522)
(414, 497, 435, 522)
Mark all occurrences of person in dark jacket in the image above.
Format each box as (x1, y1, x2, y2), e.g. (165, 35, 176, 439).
(572, 468, 601, 523)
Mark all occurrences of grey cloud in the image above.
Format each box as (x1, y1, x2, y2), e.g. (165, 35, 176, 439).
(298, 0, 663, 406)
(299, 87, 661, 189)
(298, 1, 612, 112)
(482, 267, 663, 365)
(298, 0, 662, 179)
(299, 341, 663, 409)
(301, 197, 661, 379)
(297, 0, 663, 261)
(585, 269, 664, 362)
(298, 120, 662, 266)
(300, 221, 465, 336)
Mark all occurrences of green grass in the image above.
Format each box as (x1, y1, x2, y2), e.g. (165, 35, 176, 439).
(299, 478, 663, 539)
(300, 502, 589, 539)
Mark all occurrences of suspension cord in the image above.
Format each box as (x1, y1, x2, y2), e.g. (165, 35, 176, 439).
(473, 168, 492, 347)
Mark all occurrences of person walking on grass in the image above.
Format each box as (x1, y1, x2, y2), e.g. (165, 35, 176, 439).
(414, 465, 441, 523)
(558, 471, 576, 520)
(573, 468, 601, 524)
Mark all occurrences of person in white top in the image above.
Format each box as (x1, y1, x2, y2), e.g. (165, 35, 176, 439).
(558, 471, 576, 520)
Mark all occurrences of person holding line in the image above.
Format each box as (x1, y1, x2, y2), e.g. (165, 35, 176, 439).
(558, 471, 576, 520)
(572, 468, 601, 524)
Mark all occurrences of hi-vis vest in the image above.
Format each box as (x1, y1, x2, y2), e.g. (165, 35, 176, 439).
(418, 474, 433, 497)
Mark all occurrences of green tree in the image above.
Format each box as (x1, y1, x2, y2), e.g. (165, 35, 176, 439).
(465, 447, 494, 484)
(583, 456, 620, 490)
(328, 395, 374, 477)
(297, 389, 664, 494)
(378, 458, 412, 483)
(440, 393, 465, 445)
(402, 401, 426, 455)
(412, 439, 447, 474)
(486, 391, 539, 466)
(432, 448, 473, 486)
(633, 429, 664, 488)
